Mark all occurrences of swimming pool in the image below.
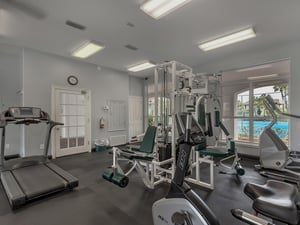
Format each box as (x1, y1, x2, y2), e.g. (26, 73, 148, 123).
(238, 120, 288, 138)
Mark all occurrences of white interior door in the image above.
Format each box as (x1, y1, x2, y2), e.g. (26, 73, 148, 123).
(52, 87, 91, 158)
(128, 96, 143, 140)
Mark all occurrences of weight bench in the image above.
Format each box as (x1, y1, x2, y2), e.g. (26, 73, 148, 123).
(104, 126, 164, 189)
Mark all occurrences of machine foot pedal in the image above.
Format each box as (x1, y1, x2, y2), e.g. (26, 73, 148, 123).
(102, 168, 129, 188)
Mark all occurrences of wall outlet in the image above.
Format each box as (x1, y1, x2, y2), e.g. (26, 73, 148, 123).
(40, 144, 44, 150)
(5, 144, 10, 149)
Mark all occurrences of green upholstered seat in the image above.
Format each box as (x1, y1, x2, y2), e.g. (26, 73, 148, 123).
(128, 126, 157, 154)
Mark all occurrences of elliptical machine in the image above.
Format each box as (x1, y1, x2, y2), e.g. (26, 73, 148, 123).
(257, 95, 300, 184)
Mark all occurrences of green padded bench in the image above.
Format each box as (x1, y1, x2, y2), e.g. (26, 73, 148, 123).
(119, 126, 157, 160)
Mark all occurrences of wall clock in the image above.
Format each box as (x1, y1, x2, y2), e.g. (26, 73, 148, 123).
(67, 75, 78, 86)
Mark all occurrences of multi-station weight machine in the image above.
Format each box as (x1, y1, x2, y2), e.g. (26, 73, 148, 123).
(148, 61, 244, 190)
(103, 61, 243, 190)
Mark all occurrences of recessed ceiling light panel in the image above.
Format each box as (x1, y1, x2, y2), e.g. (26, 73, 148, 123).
(72, 41, 105, 58)
(127, 61, 156, 72)
(199, 27, 256, 51)
(141, 0, 192, 20)
(237, 64, 271, 72)
(247, 74, 278, 80)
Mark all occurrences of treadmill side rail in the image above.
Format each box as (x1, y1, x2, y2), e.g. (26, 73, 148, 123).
(1, 171, 26, 209)
(46, 162, 79, 188)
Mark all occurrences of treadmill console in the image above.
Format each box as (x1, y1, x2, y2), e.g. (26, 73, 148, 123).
(8, 107, 41, 119)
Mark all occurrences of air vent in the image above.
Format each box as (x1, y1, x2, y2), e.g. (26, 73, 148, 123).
(126, 22, 135, 28)
(125, 44, 138, 51)
(66, 20, 86, 30)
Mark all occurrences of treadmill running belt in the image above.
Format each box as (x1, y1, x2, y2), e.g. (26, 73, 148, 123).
(12, 164, 68, 199)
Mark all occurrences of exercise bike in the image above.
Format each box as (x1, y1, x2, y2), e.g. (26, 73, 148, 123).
(153, 112, 300, 225)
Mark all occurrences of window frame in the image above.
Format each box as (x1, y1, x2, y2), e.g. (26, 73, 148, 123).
(229, 81, 289, 145)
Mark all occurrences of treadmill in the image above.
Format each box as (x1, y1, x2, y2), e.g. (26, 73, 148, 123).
(0, 107, 78, 209)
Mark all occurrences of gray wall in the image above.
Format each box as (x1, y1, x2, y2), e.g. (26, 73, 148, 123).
(0, 45, 143, 157)
(194, 40, 300, 155)
(22, 49, 141, 156)
(0, 44, 22, 155)
(129, 76, 144, 97)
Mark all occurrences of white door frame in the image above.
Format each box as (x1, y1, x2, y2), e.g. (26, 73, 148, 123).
(51, 86, 91, 159)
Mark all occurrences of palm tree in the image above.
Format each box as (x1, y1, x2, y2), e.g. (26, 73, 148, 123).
(254, 94, 268, 117)
(236, 100, 244, 116)
(273, 84, 288, 112)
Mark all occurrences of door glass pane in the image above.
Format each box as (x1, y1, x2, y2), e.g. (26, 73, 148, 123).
(77, 116, 85, 126)
(77, 95, 85, 105)
(77, 127, 85, 136)
(69, 137, 76, 148)
(60, 116, 67, 125)
(69, 116, 77, 126)
(63, 116, 70, 126)
(60, 93, 68, 104)
(69, 127, 77, 137)
(60, 138, 68, 149)
(61, 105, 69, 115)
(69, 105, 77, 115)
(77, 106, 85, 115)
(60, 127, 68, 138)
(69, 94, 77, 104)
(78, 137, 84, 146)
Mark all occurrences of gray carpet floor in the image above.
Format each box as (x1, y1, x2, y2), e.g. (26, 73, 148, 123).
(0, 151, 266, 225)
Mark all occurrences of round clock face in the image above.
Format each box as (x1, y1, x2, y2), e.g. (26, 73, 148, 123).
(67, 75, 78, 85)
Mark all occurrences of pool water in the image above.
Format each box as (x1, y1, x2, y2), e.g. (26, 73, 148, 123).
(238, 120, 288, 138)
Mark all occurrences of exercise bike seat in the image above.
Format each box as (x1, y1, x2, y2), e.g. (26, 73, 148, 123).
(244, 180, 300, 225)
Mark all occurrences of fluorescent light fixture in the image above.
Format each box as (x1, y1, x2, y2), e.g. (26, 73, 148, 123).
(237, 64, 272, 72)
(127, 62, 156, 72)
(247, 74, 278, 80)
(198, 27, 256, 51)
(72, 41, 105, 58)
(140, 0, 192, 20)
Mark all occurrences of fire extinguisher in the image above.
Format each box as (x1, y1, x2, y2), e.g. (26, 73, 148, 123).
(100, 117, 105, 129)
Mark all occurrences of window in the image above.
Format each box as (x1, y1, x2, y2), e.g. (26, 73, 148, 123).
(148, 96, 171, 126)
(234, 85, 289, 144)
(221, 60, 290, 146)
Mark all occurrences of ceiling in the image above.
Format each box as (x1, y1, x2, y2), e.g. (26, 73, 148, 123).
(0, 0, 300, 76)
(223, 60, 290, 83)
